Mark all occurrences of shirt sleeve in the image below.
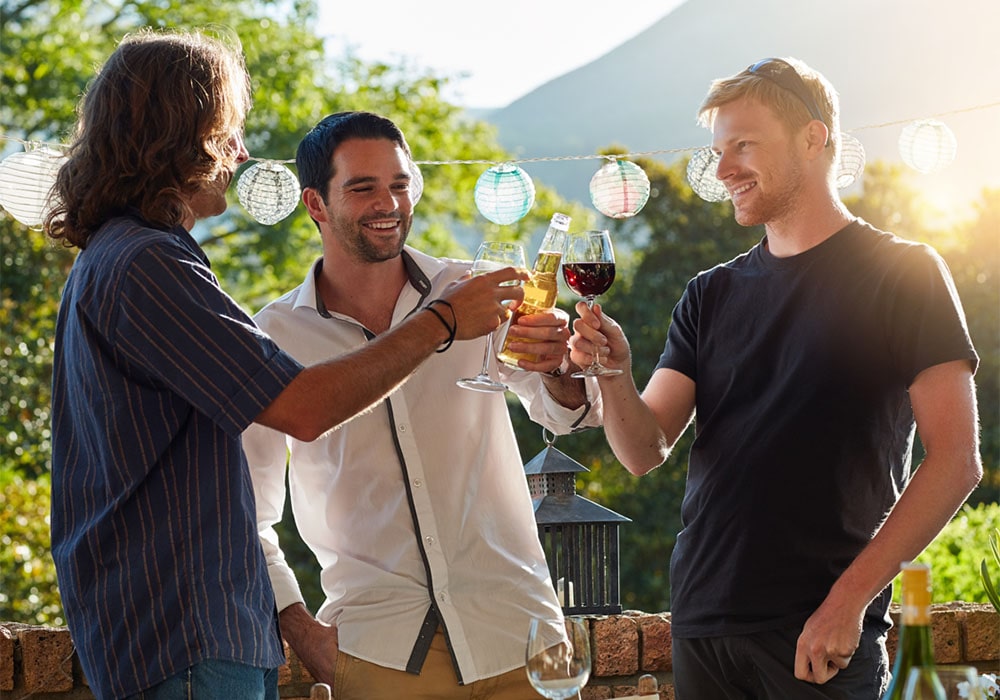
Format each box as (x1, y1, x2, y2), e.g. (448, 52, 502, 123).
(243, 420, 307, 611)
(887, 243, 979, 385)
(109, 240, 303, 436)
(501, 367, 603, 434)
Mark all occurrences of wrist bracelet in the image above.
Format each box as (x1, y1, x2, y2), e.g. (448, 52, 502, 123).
(424, 301, 456, 353)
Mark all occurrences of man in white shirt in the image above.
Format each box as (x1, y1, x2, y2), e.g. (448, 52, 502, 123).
(243, 111, 602, 700)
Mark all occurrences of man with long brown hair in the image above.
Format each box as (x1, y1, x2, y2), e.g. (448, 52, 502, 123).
(45, 29, 524, 700)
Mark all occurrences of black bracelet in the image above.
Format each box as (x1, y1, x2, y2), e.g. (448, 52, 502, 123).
(427, 299, 457, 330)
(424, 301, 456, 353)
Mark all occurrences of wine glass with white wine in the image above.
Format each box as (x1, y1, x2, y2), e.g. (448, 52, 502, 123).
(456, 241, 527, 392)
(525, 616, 591, 699)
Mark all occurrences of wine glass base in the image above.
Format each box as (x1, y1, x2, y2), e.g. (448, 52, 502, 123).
(571, 366, 623, 379)
(456, 376, 507, 392)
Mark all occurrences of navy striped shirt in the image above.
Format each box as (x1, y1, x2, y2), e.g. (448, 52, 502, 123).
(50, 214, 303, 699)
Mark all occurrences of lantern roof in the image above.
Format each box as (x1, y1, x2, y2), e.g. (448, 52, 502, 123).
(532, 493, 631, 524)
(523, 445, 589, 475)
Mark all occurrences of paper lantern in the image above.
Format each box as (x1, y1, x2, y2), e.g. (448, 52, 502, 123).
(686, 147, 729, 203)
(236, 160, 300, 224)
(898, 119, 957, 174)
(589, 159, 650, 218)
(409, 160, 424, 206)
(836, 133, 866, 189)
(0, 146, 67, 227)
(474, 163, 535, 225)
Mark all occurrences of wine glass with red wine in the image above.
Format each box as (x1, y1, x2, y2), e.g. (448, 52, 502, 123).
(562, 230, 622, 378)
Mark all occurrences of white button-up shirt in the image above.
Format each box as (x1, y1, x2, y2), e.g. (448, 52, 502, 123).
(243, 247, 602, 683)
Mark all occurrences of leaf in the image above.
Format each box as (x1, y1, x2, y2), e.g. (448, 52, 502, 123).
(981, 558, 1000, 613)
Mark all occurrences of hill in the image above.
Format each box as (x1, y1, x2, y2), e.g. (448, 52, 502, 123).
(486, 0, 1000, 217)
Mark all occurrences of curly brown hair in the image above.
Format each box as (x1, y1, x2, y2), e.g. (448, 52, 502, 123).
(45, 28, 251, 249)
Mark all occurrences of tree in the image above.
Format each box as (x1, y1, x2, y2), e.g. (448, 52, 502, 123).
(0, 0, 587, 621)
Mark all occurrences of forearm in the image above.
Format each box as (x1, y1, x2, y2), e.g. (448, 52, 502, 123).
(826, 450, 982, 616)
(600, 374, 672, 475)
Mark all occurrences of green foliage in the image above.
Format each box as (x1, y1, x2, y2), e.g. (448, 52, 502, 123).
(892, 502, 1000, 604)
(1, 1, 997, 626)
(0, 468, 62, 624)
(982, 527, 1000, 613)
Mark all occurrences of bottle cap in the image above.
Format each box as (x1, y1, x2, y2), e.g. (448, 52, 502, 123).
(900, 561, 932, 624)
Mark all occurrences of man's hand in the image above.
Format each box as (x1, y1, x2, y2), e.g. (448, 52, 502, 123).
(569, 300, 631, 376)
(794, 598, 863, 684)
(279, 603, 339, 686)
(436, 267, 528, 340)
(502, 307, 572, 374)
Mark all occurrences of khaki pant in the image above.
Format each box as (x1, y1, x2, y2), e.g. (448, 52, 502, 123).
(333, 629, 539, 700)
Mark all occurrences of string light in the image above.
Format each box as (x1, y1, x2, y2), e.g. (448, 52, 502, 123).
(836, 133, 867, 189)
(473, 163, 535, 225)
(236, 160, 300, 225)
(0, 145, 67, 227)
(589, 159, 650, 218)
(1, 101, 997, 226)
(898, 119, 958, 174)
(686, 147, 729, 203)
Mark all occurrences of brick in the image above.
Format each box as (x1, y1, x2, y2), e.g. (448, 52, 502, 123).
(957, 605, 1000, 665)
(637, 613, 672, 672)
(592, 615, 639, 676)
(581, 685, 613, 699)
(17, 625, 75, 693)
(0, 625, 14, 691)
(931, 606, 963, 663)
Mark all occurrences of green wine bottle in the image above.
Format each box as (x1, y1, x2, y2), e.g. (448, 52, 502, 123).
(881, 562, 943, 700)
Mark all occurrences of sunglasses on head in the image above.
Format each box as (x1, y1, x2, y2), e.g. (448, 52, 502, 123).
(747, 58, 829, 140)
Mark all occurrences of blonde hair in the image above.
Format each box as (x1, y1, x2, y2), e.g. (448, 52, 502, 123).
(697, 57, 840, 154)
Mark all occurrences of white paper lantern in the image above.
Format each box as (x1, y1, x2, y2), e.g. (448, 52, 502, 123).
(898, 119, 957, 174)
(473, 163, 535, 225)
(686, 147, 729, 203)
(0, 146, 67, 227)
(409, 160, 424, 206)
(236, 160, 300, 224)
(589, 159, 650, 218)
(836, 133, 867, 189)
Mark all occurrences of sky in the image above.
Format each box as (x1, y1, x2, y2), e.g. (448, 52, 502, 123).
(318, 1, 684, 109)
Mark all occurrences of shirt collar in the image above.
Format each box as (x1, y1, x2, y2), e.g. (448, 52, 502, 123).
(308, 246, 442, 318)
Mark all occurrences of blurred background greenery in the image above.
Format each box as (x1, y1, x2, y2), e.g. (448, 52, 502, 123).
(2, 0, 997, 625)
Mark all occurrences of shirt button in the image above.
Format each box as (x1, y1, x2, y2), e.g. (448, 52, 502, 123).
(398, 424, 407, 432)
(425, 536, 435, 546)
(413, 478, 423, 488)
(438, 592, 447, 603)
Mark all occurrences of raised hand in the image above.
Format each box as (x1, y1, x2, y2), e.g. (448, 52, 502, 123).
(569, 300, 631, 377)
(436, 267, 528, 340)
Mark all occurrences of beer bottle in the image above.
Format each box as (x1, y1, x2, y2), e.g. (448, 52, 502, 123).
(497, 212, 570, 368)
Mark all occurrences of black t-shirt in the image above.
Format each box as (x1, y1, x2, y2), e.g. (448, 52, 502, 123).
(656, 219, 978, 638)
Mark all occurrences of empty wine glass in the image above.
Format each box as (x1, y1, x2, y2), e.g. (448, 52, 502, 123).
(562, 230, 622, 378)
(456, 241, 527, 392)
(525, 616, 591, 699)
(904, 665, 987, 700)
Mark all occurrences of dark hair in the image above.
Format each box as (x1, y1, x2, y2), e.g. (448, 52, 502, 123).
(45, 28, 251, 249)
(295, 111, 412, 200)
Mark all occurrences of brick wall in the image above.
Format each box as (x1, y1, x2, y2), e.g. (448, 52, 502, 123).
(2, 604, 996, 699)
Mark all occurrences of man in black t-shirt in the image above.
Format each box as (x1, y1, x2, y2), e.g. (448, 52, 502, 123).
(568, 57, 981, 699)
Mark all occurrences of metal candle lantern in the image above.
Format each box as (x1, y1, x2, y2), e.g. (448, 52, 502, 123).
(525, 434, 630, 614)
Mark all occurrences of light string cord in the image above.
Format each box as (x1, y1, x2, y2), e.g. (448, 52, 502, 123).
(3, 100, 998, 167)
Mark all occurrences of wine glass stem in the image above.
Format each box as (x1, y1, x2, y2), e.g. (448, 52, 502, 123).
(585, 297, 603, 370)
(479, 332, 494, 377)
